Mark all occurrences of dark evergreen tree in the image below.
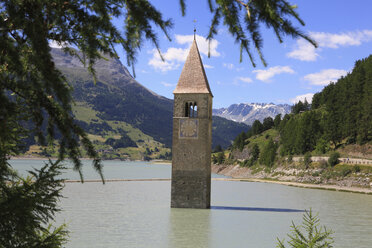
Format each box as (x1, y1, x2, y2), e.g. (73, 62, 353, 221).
(216, 152, 225, 164)
(280, 117, 297, 155)
(274, 114, 282, 129)
(259, 138, 277, 167)
(263, 117, 274, 131)
(291, 100, 310, 114)
(252, 120, 264, 135)
(0, 160, 68, 247)
(311, 92, 322, 110)
(251, 144, 260, 162)
(233, 131, 248, 151)
(303, 98, 310, 111)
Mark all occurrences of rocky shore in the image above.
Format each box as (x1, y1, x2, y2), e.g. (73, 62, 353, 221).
(212, 164, 372, 194)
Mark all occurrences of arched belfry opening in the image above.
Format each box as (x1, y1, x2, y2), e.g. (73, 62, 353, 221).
(184, 102, 189, 117)
(193, 103, 197, 118)
(171, 37, 213, 209)
(184, 102, 198, 118)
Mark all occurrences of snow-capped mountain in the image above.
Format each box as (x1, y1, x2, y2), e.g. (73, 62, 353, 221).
(213, 103, 292, 125)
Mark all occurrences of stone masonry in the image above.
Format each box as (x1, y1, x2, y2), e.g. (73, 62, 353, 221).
(171, 39, 213, 209)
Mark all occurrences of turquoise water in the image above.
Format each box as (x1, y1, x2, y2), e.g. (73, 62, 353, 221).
(9, 160, 372, 247)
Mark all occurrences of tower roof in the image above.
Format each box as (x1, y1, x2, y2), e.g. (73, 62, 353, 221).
(173, 39, 213, 96)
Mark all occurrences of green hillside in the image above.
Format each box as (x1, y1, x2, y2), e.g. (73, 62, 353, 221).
(224, 54, 372, 167)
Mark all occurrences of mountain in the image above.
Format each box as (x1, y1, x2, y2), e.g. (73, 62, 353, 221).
(53, 48, 173, 146)
(212, 116, 250, 148)
(213, 103, 292, 125)
(51, 48, 247, 153)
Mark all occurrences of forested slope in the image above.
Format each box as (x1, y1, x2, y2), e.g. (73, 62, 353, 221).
(279, 55, 372, 156)
(226, 54, 371, 166)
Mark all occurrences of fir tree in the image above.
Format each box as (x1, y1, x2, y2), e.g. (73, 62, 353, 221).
(263, 117, 274, 131)
(259, 138, 277, 167)
(274, 114, 282, 129)
(216, 152, 225, 164)
(277, 209, 334, 248)
(252, 120, 264, 135)
(251, 143, 260, 162)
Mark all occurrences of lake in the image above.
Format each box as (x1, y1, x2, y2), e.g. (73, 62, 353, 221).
(9, 160, 372, 247)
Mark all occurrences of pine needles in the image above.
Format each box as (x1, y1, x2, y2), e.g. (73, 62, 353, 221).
(277, 209, 334, 248)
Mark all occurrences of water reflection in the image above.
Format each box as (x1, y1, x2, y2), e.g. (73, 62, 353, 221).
(211, 206, 305, 212)
(168, 208, 211, 248)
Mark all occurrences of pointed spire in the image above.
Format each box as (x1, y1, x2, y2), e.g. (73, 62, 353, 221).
(173, 39, 213, 96)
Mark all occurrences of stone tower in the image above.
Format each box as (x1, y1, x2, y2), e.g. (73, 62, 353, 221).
(171, 38, 213, 209)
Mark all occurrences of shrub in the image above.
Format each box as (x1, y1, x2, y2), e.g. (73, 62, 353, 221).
(243, 158, 255, 167)
(328, 152, 340, 167)
(304, 152, 312, 168)
(216, 152, 225, 164)
(319, 159, 328, 169)
(353, 165, 361, 173)
(341, 167, 352, 177)
(287, 154, 293, 163)
(212, 154, 217, 164)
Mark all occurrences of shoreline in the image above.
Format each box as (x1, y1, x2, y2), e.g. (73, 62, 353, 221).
(8, 157, 372, 194)
(9, 156, 172, 163)
(62, 177, 372, 194)
(212, 164, 372, 195)
(9, 156, 94, 161)
(213, 178, 372, 195)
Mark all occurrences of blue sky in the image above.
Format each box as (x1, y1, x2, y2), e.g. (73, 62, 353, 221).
(116, 0, 372, 108)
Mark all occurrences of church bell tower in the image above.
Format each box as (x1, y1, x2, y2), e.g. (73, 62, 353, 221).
(171, 38, 213, 209)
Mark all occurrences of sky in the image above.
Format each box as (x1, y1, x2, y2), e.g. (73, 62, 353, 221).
(114, 0, 372, 108)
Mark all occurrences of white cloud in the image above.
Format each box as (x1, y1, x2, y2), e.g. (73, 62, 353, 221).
(162, 47, 189, 62)
(238, 77, 253, 83)
(287, 39, 318, 61)
(253, 66, 295, 82)
(223, 63, 234, 70)
(311, 30, 372, 48)
(203, 64, 214, 69)
(148, 34, 220, 72)
(148, 47, 188, 72)
(160, 81, 175, 87)
(291, 93, 314, 104)
(303, 69, 347, 86)
(175, 34, 220, 57)
(287, 30, 372, 61)
(148, 50, 180, 72)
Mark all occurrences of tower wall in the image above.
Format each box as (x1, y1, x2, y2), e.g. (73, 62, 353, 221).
(171, 94, 212, 209)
